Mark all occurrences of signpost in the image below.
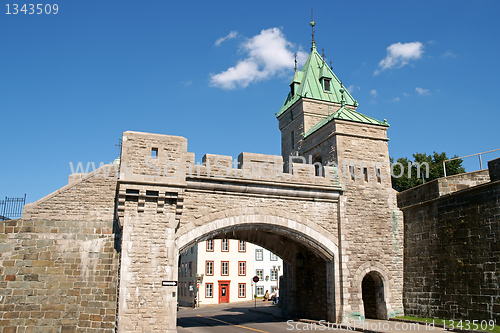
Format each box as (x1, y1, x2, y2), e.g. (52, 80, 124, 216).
(162, 281, 177, 287)
(252, 276, 259, 308)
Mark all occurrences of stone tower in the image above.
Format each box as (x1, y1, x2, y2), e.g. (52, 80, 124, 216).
(277, 24, 404, 320)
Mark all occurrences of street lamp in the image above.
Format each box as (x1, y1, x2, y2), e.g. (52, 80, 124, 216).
(196, 274, 204, 308)
(272, 265, 281, 290)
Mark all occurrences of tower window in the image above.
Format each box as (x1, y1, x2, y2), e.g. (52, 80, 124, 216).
(324, 79, 331, 91)
(291, 131, 295, 150)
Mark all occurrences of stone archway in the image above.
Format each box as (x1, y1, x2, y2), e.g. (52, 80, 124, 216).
(362, 272, 386, 319)
(353, 262, 392, 320)
(175, 214, 341, 322)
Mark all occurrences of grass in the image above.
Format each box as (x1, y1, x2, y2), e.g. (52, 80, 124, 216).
(395, 316, 500, 333)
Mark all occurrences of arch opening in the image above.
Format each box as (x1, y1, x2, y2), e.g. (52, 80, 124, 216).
(362, 271, 387, 320)
(176, 217, 339, 322)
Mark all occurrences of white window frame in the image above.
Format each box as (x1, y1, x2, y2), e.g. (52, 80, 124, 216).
(206, 283, 213, 298)
(206, 261, 213, 276)
(270, 269, 277, 281)
(221, 239, 229, 252)
(238, 261, 246, 276)
(221, 261, 229, 276)
(255, 249, 263, 261)
(238, 283, 246, 298)
(256, 269, 263, 280)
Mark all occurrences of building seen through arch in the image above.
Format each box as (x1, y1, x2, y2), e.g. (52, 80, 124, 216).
(178, 239, 283, 307)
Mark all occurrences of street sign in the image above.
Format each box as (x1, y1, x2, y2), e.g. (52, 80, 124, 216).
(162, 281, 177, 286)
(253, 276, 259, 283)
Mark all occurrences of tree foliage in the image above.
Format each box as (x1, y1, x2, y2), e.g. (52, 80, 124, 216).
(391, 151, 466, 192)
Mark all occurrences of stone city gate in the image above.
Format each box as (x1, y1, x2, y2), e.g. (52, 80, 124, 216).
(1, 37, 404, 333)
(115, 131, 345, 332)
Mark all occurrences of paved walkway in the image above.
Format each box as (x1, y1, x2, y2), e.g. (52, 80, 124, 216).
(249, 305, 449, 332)
(248, 302, 283, 318)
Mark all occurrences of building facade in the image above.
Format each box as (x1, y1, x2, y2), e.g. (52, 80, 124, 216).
(253, 246, 283, 298)
(179, 239, 256, 306)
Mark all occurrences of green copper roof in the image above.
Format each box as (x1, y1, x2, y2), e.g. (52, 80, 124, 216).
(303, 106, 389, 138)
(277, 46, 359, 117)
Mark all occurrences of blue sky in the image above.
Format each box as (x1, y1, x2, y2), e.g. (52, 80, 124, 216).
(2, 0, 500, 204)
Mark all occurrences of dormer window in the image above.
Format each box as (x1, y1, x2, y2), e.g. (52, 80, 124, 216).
(323, 78, 331, 91)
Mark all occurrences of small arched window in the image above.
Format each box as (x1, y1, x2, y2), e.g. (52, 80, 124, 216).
(312, 154, 323, 177)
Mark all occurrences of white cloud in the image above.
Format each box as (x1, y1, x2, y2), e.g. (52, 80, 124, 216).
(392, 97, 401, 102)
(403, 92, 409, 97)
(183, 80, 193, 87)
(210, 28, 308, 89)
(347, 85, 361, 93)
(427, 40, 436, 45)
(214, 31, 239, 46)
(370, 89, 377, 97)
(442, 50, 457, 58)
(415, 87, 430, 95)
(374, 41, 424, 75)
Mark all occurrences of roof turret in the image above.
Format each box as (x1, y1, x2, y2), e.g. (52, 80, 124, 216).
(277, 46, 358, 117)
(277, 19, 389, 130)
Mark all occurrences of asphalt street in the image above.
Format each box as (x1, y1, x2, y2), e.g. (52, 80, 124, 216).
(178, 301, 353, 333)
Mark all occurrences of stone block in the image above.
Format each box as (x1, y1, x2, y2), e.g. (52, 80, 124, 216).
(61, 326, 76, 333)
(3, 327, 18, 333)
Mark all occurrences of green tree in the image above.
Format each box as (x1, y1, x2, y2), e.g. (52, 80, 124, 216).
(391, 152, 466, 192)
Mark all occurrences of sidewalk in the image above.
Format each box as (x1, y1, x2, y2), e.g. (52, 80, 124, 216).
(248, 302, 283, 319)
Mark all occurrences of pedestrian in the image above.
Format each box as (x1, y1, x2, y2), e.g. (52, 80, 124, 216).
(275, 288, 279, 305)
(264, 290, 269, 306)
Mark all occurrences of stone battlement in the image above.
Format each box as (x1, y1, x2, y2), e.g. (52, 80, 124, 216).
(397, 169, 491, 209)
(119, 131, 339, 187)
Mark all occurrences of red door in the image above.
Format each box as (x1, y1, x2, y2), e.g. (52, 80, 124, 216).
(218, 280, 230, 304)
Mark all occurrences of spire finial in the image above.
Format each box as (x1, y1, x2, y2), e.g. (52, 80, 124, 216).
(321, 47, 325, 61)
(310, 8, 316, 49)
(339, 81, 346, 107)
(294, 53, 297, 72)
(330, 60, 333, 70)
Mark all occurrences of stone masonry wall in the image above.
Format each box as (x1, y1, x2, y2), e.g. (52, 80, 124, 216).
(333, 120, 404, 320)
(488, 158, 500, 182)
(0, 166, 120, 333)
(399, 176, 500, 321)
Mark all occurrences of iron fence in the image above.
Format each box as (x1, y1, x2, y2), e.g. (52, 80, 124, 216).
(0, 194, 26, 221)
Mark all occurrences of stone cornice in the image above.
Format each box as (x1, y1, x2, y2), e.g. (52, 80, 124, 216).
(186, 176, 341, 201)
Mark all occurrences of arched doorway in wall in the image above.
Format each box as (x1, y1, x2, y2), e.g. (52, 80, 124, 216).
(361, 272, 387, 319)
(176, 215, 340, 323)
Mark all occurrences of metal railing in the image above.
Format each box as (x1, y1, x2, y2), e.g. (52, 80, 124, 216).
(0, 194, 26, 221)
(443, 148, 500, 177)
